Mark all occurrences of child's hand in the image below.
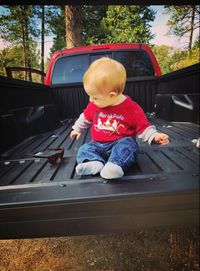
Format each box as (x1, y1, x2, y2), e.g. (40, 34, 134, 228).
(70, 130, 82, 140)
(154, 133, 169, 145)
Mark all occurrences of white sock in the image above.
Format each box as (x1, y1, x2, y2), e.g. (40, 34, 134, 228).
(76, 161, 104, 176)
(100, 162, 124, 179)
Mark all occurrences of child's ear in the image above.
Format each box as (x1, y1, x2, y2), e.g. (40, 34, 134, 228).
(109, 91, 117, 98)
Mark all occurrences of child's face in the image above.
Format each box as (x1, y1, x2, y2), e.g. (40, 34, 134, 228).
(86, 89, 118, 108)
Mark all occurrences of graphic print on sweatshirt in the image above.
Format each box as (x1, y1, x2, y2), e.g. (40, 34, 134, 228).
(94, 111, 126, 136)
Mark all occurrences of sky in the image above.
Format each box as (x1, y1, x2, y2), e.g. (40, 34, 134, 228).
(150, 5, 197, 49)
(0, 5, 199, 61)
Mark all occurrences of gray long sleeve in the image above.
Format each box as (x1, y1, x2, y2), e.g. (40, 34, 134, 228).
(72, 113, 92, 133)
(138, 125, 159, 144)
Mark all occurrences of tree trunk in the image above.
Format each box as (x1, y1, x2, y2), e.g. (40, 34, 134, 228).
(20, 5, 28, 80)
(188, 6, 195, 50)
(65, 5, 83, 48)
(24, 6, 32, 82)
(41, 5, 45, 83)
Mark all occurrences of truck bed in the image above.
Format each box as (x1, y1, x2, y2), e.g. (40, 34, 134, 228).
(0, 115, 199, 239)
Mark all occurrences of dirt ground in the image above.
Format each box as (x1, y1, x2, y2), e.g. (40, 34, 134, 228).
(0, 228, 199, 271)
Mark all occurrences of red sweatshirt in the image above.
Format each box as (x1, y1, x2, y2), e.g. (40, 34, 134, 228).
(82, 96, 151, 142)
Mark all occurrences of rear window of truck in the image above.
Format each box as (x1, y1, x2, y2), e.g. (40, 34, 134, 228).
(51, 50, 155, 85)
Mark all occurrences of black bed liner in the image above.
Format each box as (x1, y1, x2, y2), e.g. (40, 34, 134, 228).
(0, 115, 199, 186)
(0, 115, 199, 239)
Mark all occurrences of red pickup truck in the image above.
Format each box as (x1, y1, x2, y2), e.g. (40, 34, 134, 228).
(44, 43, 161, 86)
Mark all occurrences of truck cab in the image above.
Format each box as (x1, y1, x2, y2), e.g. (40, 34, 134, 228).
(45, 43, 161, 86)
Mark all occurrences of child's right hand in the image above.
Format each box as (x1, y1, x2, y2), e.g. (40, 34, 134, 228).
(70, 130, 82, 140)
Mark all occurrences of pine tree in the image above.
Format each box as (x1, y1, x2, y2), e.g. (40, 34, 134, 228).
(0, 5, 39, 80)
(164, 5, 200, 50)
(101, 6, 156, 44)
(82, 5, 108, 45)
(45, 6, 66, 54)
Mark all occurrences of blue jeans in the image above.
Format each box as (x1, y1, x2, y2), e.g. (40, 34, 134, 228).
(77, 136, 139, 172)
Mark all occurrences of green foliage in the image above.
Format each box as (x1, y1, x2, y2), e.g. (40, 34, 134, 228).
(0, 5, 39, 44)
(0, 43, 40, 77)
(0, 5, 199, 80)
(49, 5, 156, 49)
(151, 43, 200, 74)
(101, 6, 156, 44)
(0, 5, 52, 80)
(82, 6, 108, 45)
(151, 45, 174, 74)
(170, 46, 200, 70)
(45, 6, 66, 54)
(0, 5, 41, 81)
(193, 36, 200, 48)
(0, 46, 23, 76)
(46, 6, 108, 49)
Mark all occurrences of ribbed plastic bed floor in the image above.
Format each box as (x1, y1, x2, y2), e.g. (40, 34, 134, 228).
(0, 115, 199, 188)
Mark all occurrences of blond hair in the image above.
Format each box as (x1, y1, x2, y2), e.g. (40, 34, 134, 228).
(83, 57, 126, 95)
